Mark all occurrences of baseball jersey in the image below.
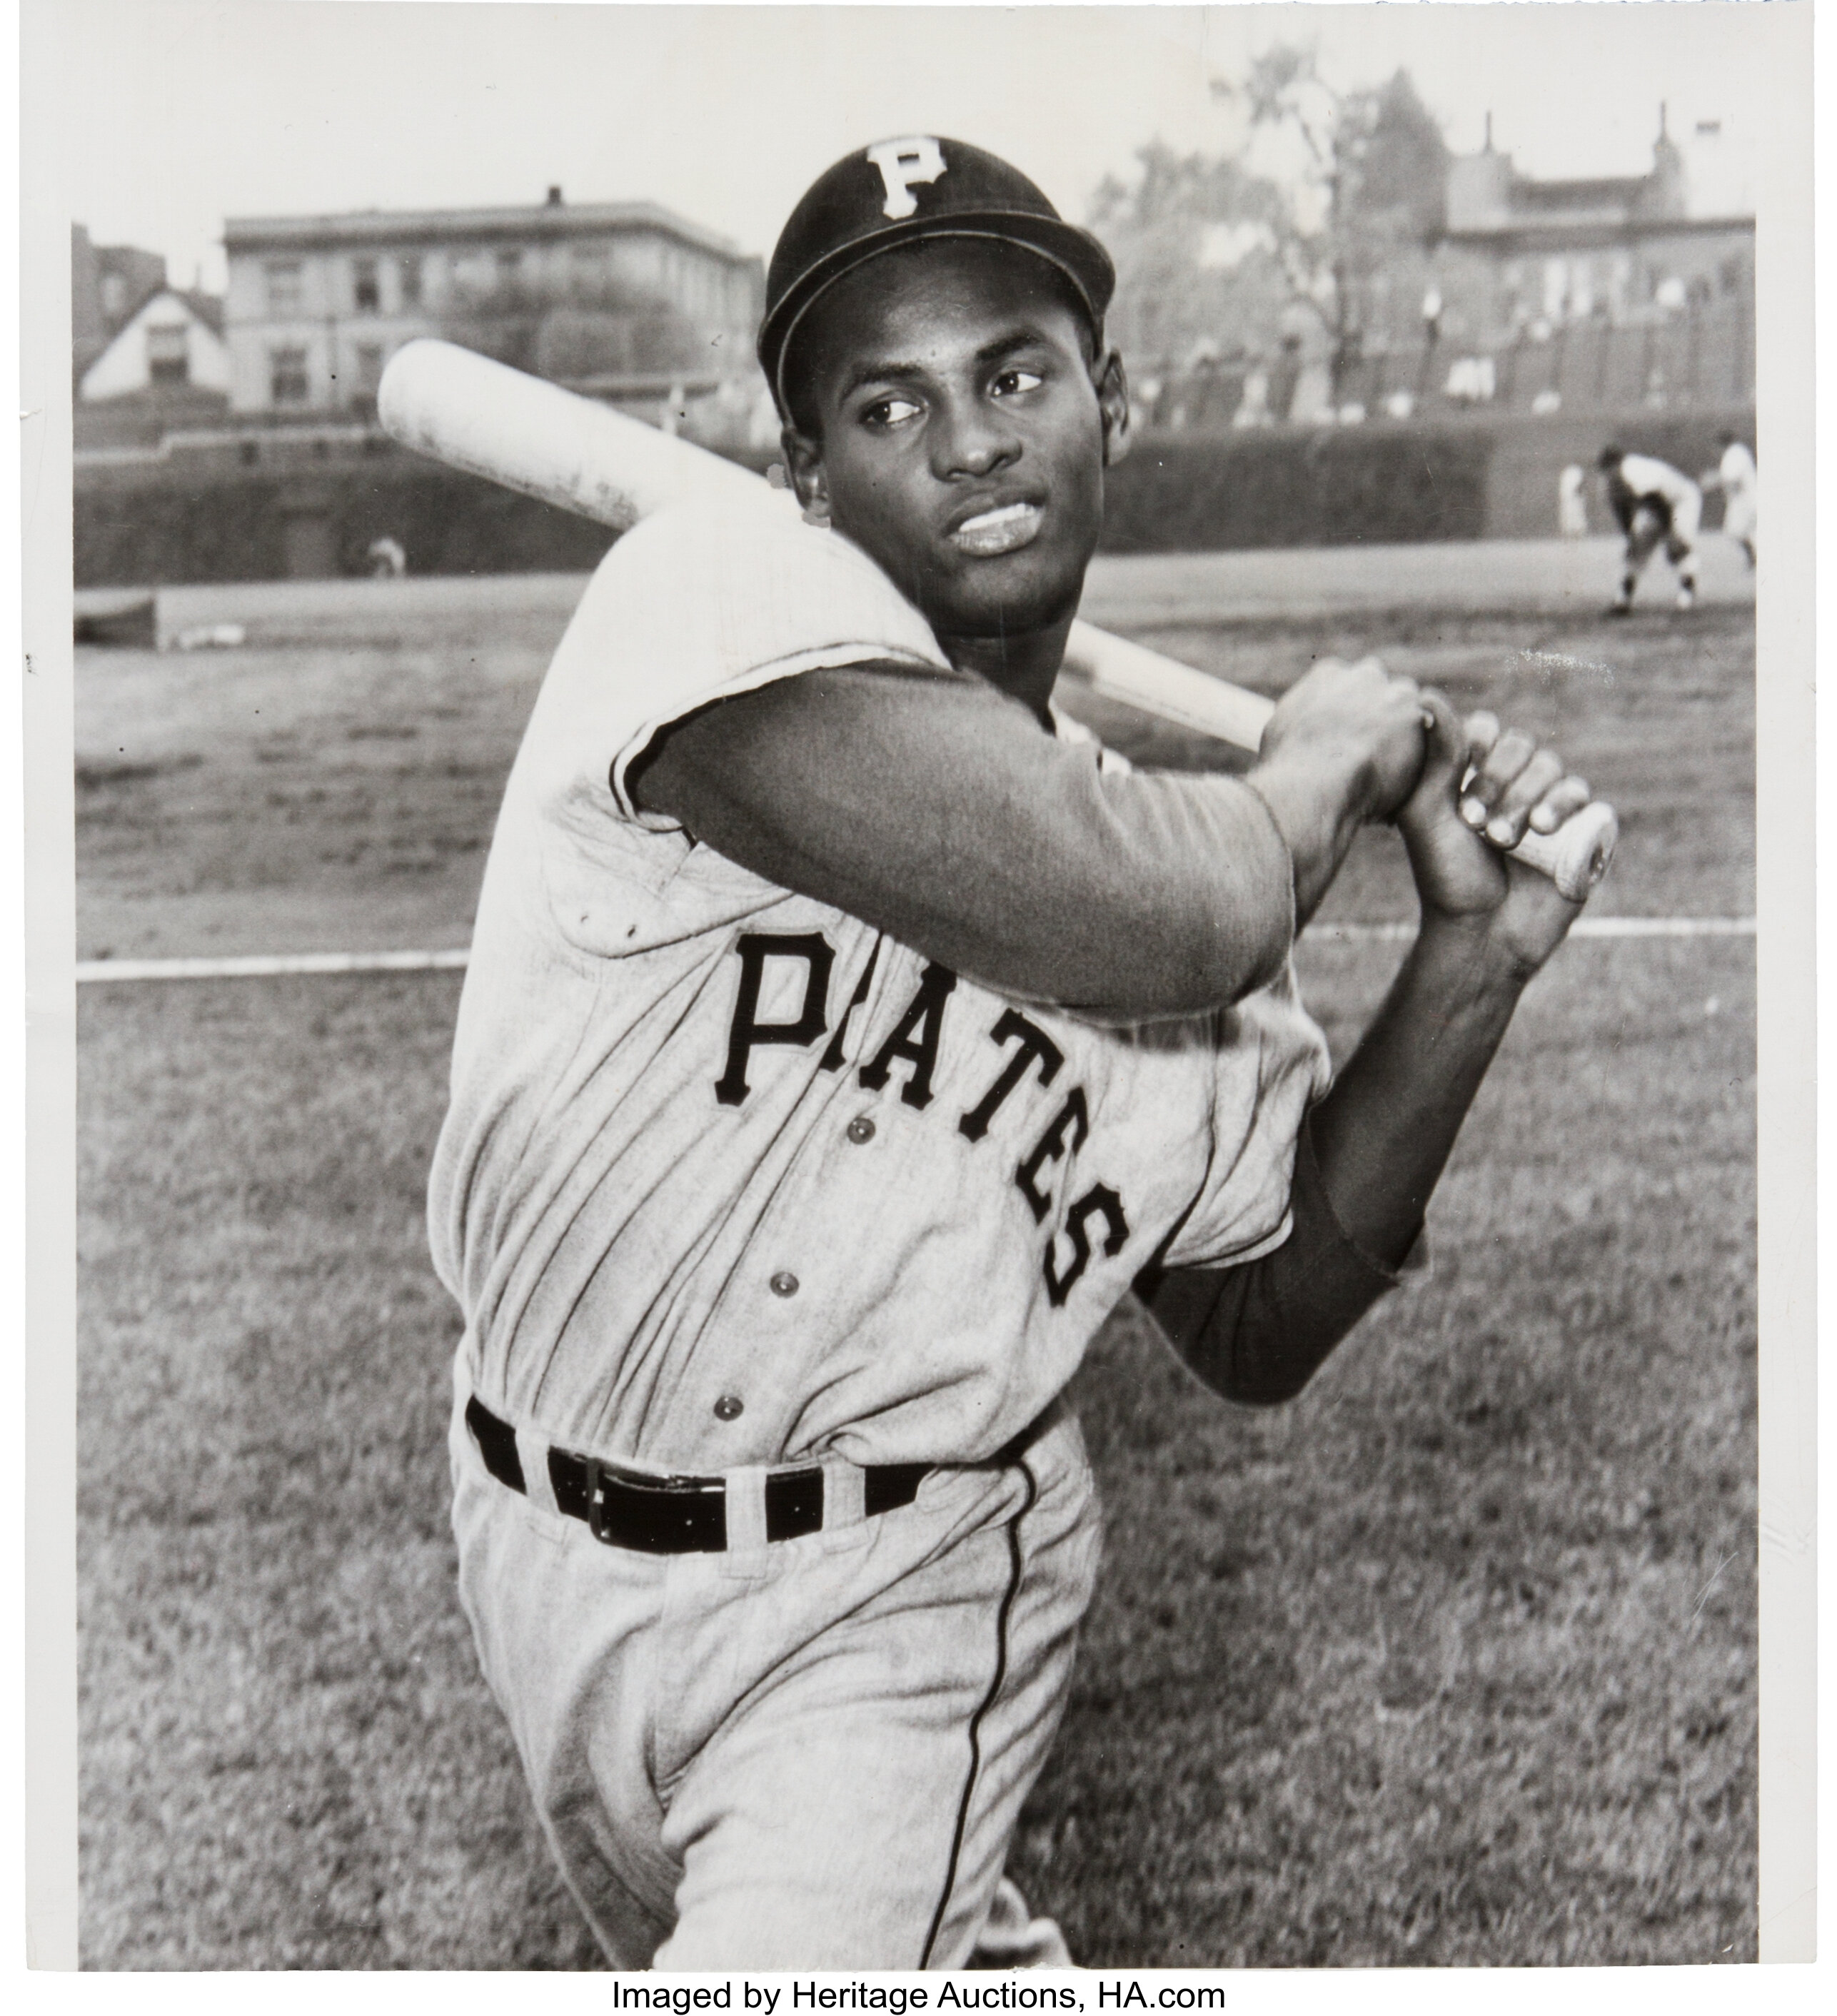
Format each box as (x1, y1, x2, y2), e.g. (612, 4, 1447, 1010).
(1718, 441, 1756, 500)
(428, 495, 1332, 1472)
(1616, 453, 1700, 515)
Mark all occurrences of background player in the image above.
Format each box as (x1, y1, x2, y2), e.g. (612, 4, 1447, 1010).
(1599, 443, 1703, 613)
(431, 137, 1599, 1970)
(1701, 429, 1757, 569)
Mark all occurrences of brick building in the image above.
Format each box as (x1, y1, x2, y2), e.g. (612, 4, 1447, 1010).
(221, 188, 765, 418)
(1422, 109, 1754, 356)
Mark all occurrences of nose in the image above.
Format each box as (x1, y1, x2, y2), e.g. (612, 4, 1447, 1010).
(930, 390, 1022, 482)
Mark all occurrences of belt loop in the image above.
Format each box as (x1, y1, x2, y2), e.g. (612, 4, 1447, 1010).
(518, 1424, 560, 1516)
(723, 1467, 770, 1552)
(822, 1458, 866, 1533)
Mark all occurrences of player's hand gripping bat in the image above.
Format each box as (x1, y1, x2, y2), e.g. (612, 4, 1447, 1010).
(378, 339, 1617, 899)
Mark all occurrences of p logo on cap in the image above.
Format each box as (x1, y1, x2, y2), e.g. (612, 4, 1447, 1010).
(865, 137, 948, 219)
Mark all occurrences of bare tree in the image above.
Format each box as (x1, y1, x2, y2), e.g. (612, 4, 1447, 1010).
(1090, 142, 1297, 379)
(1219, 46, 1449, 394)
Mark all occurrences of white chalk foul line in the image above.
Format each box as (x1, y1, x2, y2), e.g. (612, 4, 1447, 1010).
(1307, 916, 1756, 944)
(73, 917, 1757, 984)
(76, 948, 472, 984)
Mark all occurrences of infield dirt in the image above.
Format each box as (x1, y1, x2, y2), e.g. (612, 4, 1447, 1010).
(73, 563, 1756, 1967)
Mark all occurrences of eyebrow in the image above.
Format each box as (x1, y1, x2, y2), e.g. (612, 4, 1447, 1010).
(836, 326, 1056, 404)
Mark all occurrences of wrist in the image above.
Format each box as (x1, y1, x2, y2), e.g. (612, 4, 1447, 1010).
(1411, 905, 1541, 997)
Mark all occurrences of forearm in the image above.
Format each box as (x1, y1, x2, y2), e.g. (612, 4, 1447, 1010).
(1308, 912, 1529, 1266)
(633, 665, 1296, 1019)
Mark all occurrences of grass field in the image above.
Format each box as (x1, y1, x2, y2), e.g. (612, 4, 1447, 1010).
(74, 555, 1756, 1968)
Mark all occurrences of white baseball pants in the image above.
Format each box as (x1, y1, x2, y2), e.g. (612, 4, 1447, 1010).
(448, 1363, 1103, 1969)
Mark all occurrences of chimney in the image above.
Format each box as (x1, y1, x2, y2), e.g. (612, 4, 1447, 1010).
(546, 185, 564, 208)
(1483, 111, 1493, 153)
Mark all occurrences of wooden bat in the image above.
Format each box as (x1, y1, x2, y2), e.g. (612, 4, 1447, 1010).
(378, 338, 1616, 899)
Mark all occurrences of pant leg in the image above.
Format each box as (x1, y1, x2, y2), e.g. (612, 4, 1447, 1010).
(448, 1381, 681, 1967)
(653, 1408, 1102, 1971)
(1625, 503, 1667, 573)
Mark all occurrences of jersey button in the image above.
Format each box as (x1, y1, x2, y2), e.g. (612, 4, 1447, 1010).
(770, 1271, 800, 1298)
(713, 1394, 744, 1422)
(846, 1116, 875, 1145)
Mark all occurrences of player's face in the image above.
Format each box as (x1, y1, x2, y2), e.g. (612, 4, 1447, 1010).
(783, 241, 1128, 647)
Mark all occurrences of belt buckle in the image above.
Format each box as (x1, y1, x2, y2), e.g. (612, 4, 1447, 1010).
(585, 1458, 723, 1548)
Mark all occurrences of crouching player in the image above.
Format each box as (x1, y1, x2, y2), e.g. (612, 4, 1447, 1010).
(1599, 443, 1703, 613)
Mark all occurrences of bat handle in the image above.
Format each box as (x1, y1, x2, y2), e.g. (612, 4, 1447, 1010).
(1497, 799, 1619, 900)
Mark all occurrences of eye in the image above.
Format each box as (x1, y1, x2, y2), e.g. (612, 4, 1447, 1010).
(860, 393, 922, 430)
(992, 368, 1045, 398)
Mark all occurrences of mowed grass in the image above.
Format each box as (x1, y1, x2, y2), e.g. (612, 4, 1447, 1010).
(75, 579, 1756, 1967)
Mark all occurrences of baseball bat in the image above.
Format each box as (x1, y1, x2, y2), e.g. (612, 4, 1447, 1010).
(379, 339, 1616, 899)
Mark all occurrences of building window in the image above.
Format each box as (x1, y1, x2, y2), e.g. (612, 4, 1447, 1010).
(1569, 260, 1594, 320)
(101, 272, 128, 321)
(266, 261, 303, 315)
(269, 345, 309, 405)
(352, 343, 385, 410)
(398, 254, 423, 307)
(570, 243, 608, 301)
(496, 248, 523, 292)
(145, 322, 190, 387)
(353, 257, 381, 313)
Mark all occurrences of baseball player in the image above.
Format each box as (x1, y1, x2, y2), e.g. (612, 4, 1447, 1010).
(430, 137, 1596, 1970)
(1598, 443, 1703, 613)
(1700, 430, 1757, 569)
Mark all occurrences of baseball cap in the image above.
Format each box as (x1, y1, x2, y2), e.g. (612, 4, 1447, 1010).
(759, 136, 1117, 418)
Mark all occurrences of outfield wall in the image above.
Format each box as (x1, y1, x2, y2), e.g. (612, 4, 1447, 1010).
(1108, 410, 1751, 550)
(74, 407, 1753, 585)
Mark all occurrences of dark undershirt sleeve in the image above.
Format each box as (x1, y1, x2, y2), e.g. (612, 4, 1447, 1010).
(1137, 1113, 1423, 1406)
(630, 661, 1297, 1022)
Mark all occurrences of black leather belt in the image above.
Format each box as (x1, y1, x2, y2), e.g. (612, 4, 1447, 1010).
(465, 1396, 929, 1554)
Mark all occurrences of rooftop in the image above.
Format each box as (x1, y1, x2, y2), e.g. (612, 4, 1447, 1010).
(223, 196, 754, 266)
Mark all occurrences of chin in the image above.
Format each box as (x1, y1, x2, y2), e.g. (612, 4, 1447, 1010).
(924, 542, 1089, 637)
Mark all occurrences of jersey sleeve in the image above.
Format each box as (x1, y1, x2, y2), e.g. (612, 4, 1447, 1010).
(1155, 963, 1334, 1273)
(528, 494, 954, 828)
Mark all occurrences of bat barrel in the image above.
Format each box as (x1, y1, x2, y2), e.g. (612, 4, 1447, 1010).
(378, 338, 762, 533)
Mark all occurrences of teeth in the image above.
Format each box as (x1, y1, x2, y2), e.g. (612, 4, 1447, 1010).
(951, 503, 1042, 555)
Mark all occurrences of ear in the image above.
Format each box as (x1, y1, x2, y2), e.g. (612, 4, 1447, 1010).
(781, 425, 832, 527)
(1095, 348, 1132, 469)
